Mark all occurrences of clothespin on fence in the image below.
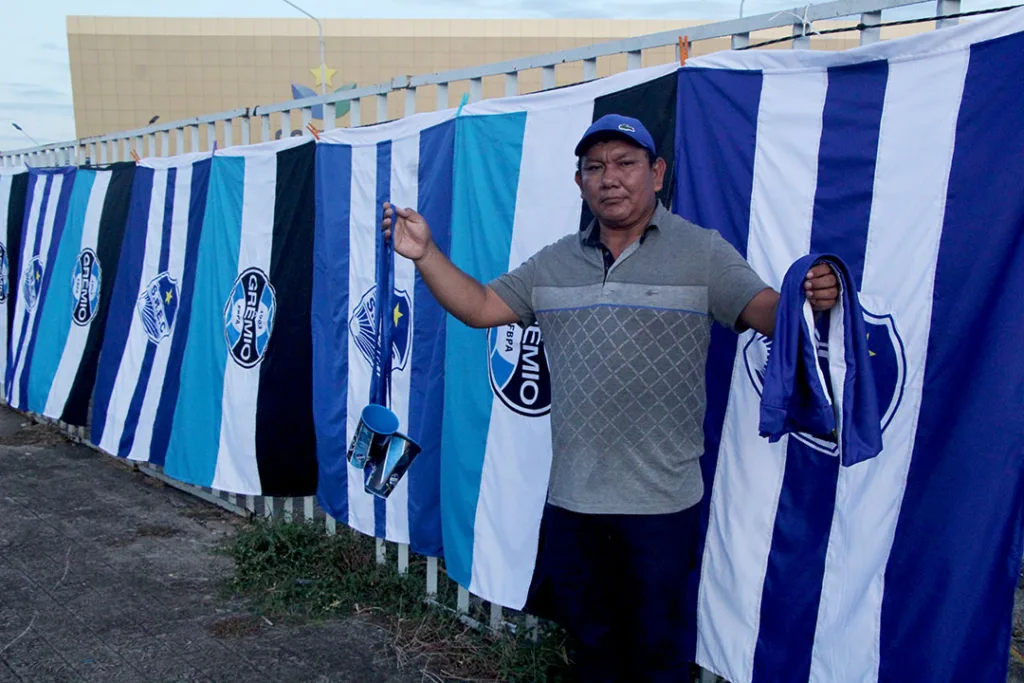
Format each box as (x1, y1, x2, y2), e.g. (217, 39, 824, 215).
(678, 35, 690, 66)
(130, 148, 140, 162)
(305, 122, 322, 140)
(212, 140, 218, 153)
(455, 92, 469, 117)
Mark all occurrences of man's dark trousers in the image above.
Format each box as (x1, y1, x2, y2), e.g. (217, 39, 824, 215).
(526, 501, 701, 682)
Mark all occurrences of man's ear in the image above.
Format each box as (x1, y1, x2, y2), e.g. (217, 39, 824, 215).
(652, 157, 667, 193)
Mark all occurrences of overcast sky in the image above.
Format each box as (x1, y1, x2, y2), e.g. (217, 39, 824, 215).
(0, 0, 1004, 152)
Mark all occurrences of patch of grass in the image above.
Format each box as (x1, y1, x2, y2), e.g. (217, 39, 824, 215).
(226, 518, 573, 682)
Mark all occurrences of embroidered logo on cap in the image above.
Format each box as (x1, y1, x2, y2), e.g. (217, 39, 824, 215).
(617, 123, 636, 132)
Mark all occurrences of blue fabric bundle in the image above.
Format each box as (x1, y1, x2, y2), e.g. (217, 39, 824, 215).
(759, 254, 883, 466)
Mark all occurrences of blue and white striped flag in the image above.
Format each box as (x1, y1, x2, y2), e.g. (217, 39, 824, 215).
(91, 153, 211, 463)
(674, 9, 1024, 682)
(7, 168, 75, 407)
(441, 63, 679, 609)
(0, 167, 29, 401)
(313, 111, 456, 556)
(24, 163, 134, 426)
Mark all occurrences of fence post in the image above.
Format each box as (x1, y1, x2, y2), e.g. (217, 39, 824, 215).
(323, 101, 336, 131)
(732, 32, 750, 49)
(583, 57, 598, 81)
(469, 77, 483, 102)
(301, 107, 313, 137)
(437, 83, 449, 110)
(351, 99, 362, 127)
(792, 21, 811, 49)
(176, 127, 185, 155)
(190, 125, 200, 153)
(457, 586, 470, 614)
(261, 114, 271, 143)
(937, 0, 960, 28)
(542, 65, 556, 90)
(504, 72, 518, 98)
(326, 513, 337, 535)
(241, 117, 251, 145)
(206, 123, 216, 152)
(489, 602, 502, 631)
(376, 94, 388, 124)
(405, 87, 417, 118)
(626, 50, 643, 69)
(397, 543, 409, 575)
(224, 119, 234, 148)
(161, 131, 169, 157)
(303, 496, 313, 521)
(426, 556, 438, 596)
(264, 496, 274, 518)
(283, 497, 294, 522)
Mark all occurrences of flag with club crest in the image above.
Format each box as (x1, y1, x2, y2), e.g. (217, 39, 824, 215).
(161, 137, 318, 496)
(313, 109, 456, 556)
(441, 62, 680, 608)
(674, 9, 1024, 683)
(7, 167, 76, 408)
(24, 162, 135, 425)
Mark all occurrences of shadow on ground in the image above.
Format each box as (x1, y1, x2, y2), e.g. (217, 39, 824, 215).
(0, 408, 422, 683)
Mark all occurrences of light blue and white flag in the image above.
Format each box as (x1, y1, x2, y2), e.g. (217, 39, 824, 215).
(162, 137, 318, 497)
(441, 62, 679, 608)
(24, 162, 134, 426)
(91, 153, 211, 464)
(314, 110, 456, 556)
(7, 167, 75, 407)
(674, 8, 1024, 682)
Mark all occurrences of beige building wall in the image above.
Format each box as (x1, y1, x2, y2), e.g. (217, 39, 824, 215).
(66, 16, 934, 147)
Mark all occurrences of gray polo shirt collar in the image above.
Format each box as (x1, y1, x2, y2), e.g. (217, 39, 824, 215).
(580, 200, 672, 272)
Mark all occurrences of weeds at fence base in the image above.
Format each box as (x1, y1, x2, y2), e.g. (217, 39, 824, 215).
(225, 517, 572, 682)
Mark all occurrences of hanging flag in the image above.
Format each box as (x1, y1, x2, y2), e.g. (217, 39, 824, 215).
(673, 8, 1024, 683)
(90, 152, 211, 463)
(23, 162, 134, 425)
(161, 137, 317, 496)
(6, 167, 76, 407)
(441, 62, 679, 609)
(313, 110, 455, 556)
(0, 167, 29, 402)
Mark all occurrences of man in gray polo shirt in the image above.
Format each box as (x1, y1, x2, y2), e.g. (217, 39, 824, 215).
(383, 114, 838, 682)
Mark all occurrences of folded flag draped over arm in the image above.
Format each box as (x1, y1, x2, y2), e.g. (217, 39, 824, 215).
(758, 253, 883, 466)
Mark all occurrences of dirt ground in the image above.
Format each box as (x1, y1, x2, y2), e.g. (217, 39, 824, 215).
(0, 408, 422, 683)
(1, 405, 1022, 682)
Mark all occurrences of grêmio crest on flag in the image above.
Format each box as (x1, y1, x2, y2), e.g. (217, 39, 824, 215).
(71, 248, 102, 326)
(744, 306, 907, 455)
(487, 322, 551, 417)
(350, 285, 412, 373)
(136, 272, 179, 345)
(223, 267, 277, 369)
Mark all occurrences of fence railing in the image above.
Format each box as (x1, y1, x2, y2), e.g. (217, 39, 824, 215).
(2, 0, 964, 678)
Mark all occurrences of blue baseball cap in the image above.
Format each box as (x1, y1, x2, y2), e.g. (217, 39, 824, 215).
(574, 114, 657, 158)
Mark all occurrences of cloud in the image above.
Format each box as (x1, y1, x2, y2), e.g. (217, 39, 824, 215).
(2, 83, 72, 101)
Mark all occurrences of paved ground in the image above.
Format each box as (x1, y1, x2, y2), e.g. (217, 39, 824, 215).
(0, 408, 422, 683)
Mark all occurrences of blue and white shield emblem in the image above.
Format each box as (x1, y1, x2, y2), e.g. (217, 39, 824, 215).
(22, 257, 43, 313)
(0, 242, 9, 304)
(71, 248, 102, 326)
(224, 267, 277, 368)
(744, 308, 907, 455)
(136, 272, 180, 345)
(349, 286, 412, 372)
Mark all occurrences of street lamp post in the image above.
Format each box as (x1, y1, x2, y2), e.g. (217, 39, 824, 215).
(11, 122, 40, 146)
(281, 0, 326, 95)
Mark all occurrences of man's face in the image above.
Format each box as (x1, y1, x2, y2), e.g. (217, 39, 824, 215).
(575, 138, 666, 229)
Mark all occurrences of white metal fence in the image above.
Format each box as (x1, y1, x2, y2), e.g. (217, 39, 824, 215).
(1, 0, 979, 677)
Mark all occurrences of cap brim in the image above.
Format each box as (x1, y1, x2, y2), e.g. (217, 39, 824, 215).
(574, 130, 653, 157)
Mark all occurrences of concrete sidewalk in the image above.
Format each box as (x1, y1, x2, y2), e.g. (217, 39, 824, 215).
(0, 408, 421, 683)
